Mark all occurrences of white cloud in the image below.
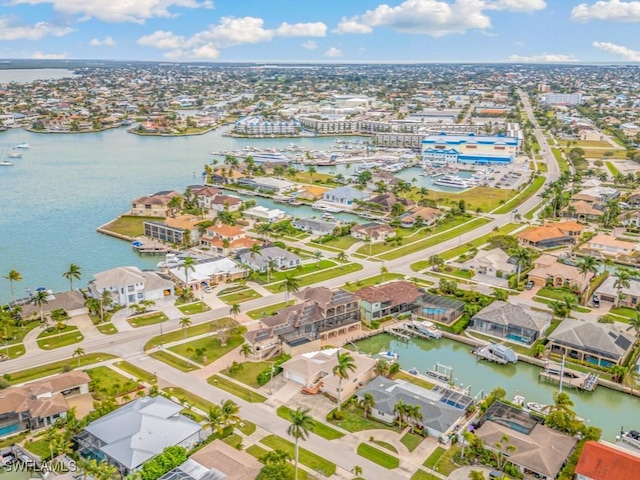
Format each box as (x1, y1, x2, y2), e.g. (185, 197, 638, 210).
(11, 0, 213, 24)
(325, 47, 342, 57)
(275, 22, 327, 37)
(301, 40, 318, 50)
(191, 16, 273, 47)
(31, 51, 68, 59)
(137, 30, 185, 49)
(190, 43, 220, 59)
(90, 36, 116, 47)
(334, 0, 545, 37)
(509, 53, 578, 62)
(593, 41, 640, 61)
(0, 17, 73, 40)
(572, 0, 640, 22)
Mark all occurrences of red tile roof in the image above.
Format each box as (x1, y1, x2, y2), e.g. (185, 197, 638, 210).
(575, 441, 640, 480)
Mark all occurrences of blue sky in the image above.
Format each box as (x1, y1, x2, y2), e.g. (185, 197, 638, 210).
(1, 0, 640, 62)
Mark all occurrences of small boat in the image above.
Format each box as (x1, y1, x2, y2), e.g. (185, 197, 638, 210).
(408, 367, 419, 375)
(618, 429, 640, 450)
(14, 143, 30, 149)
(526, 402, 551, 415)
(7, 151, 22, 158)
(0, 160, 13, 166)
(379, 350, 399, 361)
(321, 213, 336, 221)
(414, 320, 442, 339)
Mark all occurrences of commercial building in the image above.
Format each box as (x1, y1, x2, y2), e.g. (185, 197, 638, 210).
(543, 93, 583, 105)
(422, 133, 518, 165)
(234, 116, 300, 136)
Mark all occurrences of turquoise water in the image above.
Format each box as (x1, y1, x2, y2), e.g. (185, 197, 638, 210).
(0, 423, 19, 436)
(353, 334, 640, 442)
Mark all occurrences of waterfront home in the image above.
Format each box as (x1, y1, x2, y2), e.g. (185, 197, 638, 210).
(355, 376, 473, 439)
(351, 222, 395, 243)
(618, 210, 640, 228)
(168, 257, 247, 288)
(584, 234, 636, 257)
(399, 205, 442, 228)
(563, 200, 604, 221)
(322, 186, 369, 206)
(237, 177, 295, 194)
(75, 396, 202, 476)
(18, 290, 87, 320)
(527, 254, 593, 291)
(208, 194, 243, 213)
(88, 266, 174, 306)
(130, 190, 182, 217)
(474, 402, 577, 480)
(296, 185, 329, 201)
(243, 205, 287, 223)
(160, 440, 262, 480)
(355, 280, 423, 323)
(626, 189, 640, 207)
(291, 217, 336, 235)
(199, 224, 259, 255)
(367, 192, 413, 212)
(461, 248, 516, 277)
(0, 371, 90, 436)
(143, 214, 202, 246)
(243, 286, 360, 359)
(547, 318, 635, 367)
(237, 245, 301, 273)
(189, 185, 222, 210)
(595, 276, 640, 307)
(576, 186, 620, 201)
(516, 221, 584, 249)
(574, 441, 640, 480)
(469, 301, 551, 345)
(281, 348, 376, 398)
(419, 293, 466, 325)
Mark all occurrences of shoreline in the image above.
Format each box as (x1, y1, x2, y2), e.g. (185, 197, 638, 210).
(127, 125, 221, 137)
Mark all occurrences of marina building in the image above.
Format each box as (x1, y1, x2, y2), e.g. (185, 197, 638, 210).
(233, 116, 300, 136)
(421, 133, 518, 165)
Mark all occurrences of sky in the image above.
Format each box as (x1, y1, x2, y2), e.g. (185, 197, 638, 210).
(1, 0, 640, 63)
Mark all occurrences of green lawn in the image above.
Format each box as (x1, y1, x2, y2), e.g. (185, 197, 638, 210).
(391, 370, 435, 390)
(609, 306, 638, 319)
(0, 432, 27, 449)
(342, 273, 405, 292)
(100, 215, 160, 238)
(208, 375, 267, 403)
(312, 235, 360, 250)
(224, 360, 273, 388)
(163, 386, 214, 412)
(37, 325, 78, 338)
(423, 446, 446, 469)
(493, 175, 546, 214)
(177, 301, 211, 315)
(24, 437, 53, 460)
(1, 344, 26, 359)
(537, 287, 580, 302)
(238, 419, 256, 436)
(219, 289, 262, 304)
(36, 331, 84, 350)
(373, 440, 398, 453)
(222, 433, 243, 449)
(87, 366, 141, 399)
(277, 406, 344, 440)
(261, 435, 337, 476)
(411, 469, 441, 480)
(261, 260, 337, 285)
(113, 361, 157, 384)
(150, 350, 199, 372)
(329, 408, 399, 433)
(246, 301, 293, 320)
(551, 147, 570, 173)
(4, 353, 116, 385)
(423, 446, 460, 475)
(169, 333, 244, 366)
(127, 312, 168, 328)
(246, 444, 309, 480)
(144, 318, 235, 350)
(97, 323, 118, 335)
(407, 186, 514, 212)
(265, 263, 363, 292)
(357, 443, 399, 469)
(4, 321, 40, 345)
(605, 161, 620, 177)
(440, 223, 520, 261)
(400, 432, 424, 452)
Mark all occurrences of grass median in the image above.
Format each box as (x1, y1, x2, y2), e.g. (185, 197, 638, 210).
(113, 360, 157, 384)
(150, 350, 199, 372)
(261, 434, 337, 476)
(127, 312, 168, 328)
(265, 263, 363, 293)
(277, 406, 344, 440)
(4, 353, 116, 385)
(36, 331, 84, 350)
(208, 374, 267, 403)
(144, 318, 235, 350)
(357, 443, 399, 469)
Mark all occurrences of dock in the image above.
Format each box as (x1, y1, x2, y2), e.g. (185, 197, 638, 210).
(617, 431, 640, 451)
(473, 345, 511, 364)
(384, 320, 438, 342)
(538, 363, 598, 391)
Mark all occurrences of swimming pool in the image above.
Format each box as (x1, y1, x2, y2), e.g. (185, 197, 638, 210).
(0, 423, 20, 437)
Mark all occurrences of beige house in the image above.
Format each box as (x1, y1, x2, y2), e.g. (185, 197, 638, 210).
(579, 130, 605, 142)
(585, 234, 636, 257)
(130, 190, 181, 217)
(527, 254, 594, 291)
(351, 222, 395, 243)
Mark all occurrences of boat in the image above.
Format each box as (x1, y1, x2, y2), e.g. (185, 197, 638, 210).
(413, 320, 442, 339)
(408, 367, 419, 375)
(157, 253, 183, 269)
(312, 203, 343, 213)
(618, 429, 640, 450)
(321, 213, 336, 221)
(0, 160, 13, 166)
(379, 350, 399, 361)
(7, 151, 22, 158)
(526, 402, 552, 415)
(14, 143, 30, 149)
(432, 175, 470, 189)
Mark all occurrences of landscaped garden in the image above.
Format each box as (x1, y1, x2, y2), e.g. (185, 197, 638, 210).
(219, 288, 262, 304)
(36, 331, 85, 350)
(277, 406, 344, 440)
(127, 312, 168, 328)
(223, 360, 274, 388)
(144, 318, 235, 350)
(3, 353, 116, 385)
(177, 301, 211, 315)
(169, 329, 244, 366)
(327, 406, 399, 433)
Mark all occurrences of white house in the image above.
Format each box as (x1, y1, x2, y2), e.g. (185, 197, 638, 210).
(88, 266, 174, 306)
(243, 205, 287, 223)
(237, 245, 301, 272)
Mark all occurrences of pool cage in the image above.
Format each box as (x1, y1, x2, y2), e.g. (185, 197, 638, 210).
(477, 401, 542, 435)
(418, 294, 466, 325)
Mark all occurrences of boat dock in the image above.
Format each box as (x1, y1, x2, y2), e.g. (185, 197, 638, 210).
(472, 343, 518, 365)
(384, 320, 439, 342)
(538, 363, 599, 391)
(426, 362, 453, 383)
(617, 431, 640, 451)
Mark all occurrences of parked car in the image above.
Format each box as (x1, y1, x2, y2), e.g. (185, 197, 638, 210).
(489, 471, 507, 480)
(525, 281, 534, 290)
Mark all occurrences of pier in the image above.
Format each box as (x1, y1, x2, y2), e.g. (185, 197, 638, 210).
(384, 320, 440, 342)
(538, 362, 599, 391)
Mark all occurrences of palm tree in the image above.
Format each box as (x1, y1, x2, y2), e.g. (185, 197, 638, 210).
(630, 314, 640, 338)
(313, 250, 323, 267)
(552, 391, 575, 415)
(63, 263, 82, 291)
(614, 269, 633, 307)
(307, 164, 317, 184)
(360, 392, 376, 419)
(610, 364, 628, 383)
(256, 223, 273, 241)
(206, 404, 225, 435)
(333, 351, 356, 411)
(73, 347, 85, 368)
(32, 290, 49, 324)
(221, 399, 241, 428)
(266, 258, 277, 282)
(280, 275, 300, 305)
(240, 342, 253, 359)
(179, 317, 192, 338)
(494, 434, 515, 470)
(51, 435, 73, 460)
(3, 269, 22, 308)
(261, 449, 290, 466)
(374, 359, 390, 378)
(249, 243, 263, 266)
(576, 256, 598, 293)
(287, 407, 313, 480)
(336, 251, 348, 263)
(393, 399, 408, 427)
(380, 264, 388, 282)
(363, 235, 372, 256)
(182, 256, 196, 288)
(229, 303, 241, 320)
(407, 404, 423, 433)
(512, 248, 531, 285)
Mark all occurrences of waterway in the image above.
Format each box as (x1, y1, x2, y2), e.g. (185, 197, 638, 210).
(353, 333, 640, 442)
(0, 69, 75, 84)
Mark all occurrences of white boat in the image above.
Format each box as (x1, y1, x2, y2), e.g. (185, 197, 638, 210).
(379, 350, 399, 361)
(321, 213, 336, 221)
(526, 402, 552, 415)
(312, 203, 343, 213)
(413, 320, 442, 339)
(157, 253, 183, 269)
(618, 429, 640, 450)
(0, 160, 13, 166)
(7, 151, 22, 158)
(432, 175, 470, 189)
(14, 143, 30, 149)
(408, 367, 419, 375)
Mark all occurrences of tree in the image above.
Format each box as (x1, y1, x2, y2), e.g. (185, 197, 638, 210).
(363, 235, 372, 256)
(614, 269, 633, 307)
(256, 464, 289, 480)
(179, 317, 192, 338)
(266, 258, 277, 282)
(630, 314, 640, 338)
(206, 404, 225, 436)
(63, 263, 82, 291)
(336, 251, 348, 263)
(407, 404, 423, 433)
(229, 303, 241, 320)
(307, 164, 317, 184)
(512, 248, 531, 285)
(3, 269, 22, 308)
(576, 256, 598, 292)
(552, 391, 575, 416)
(393, 399, 408, 427)
(32, 290, 49, 324)
(360, 392, 376, 419)
(494, 433, 516, 470)
(260, 449, 290, 466)
(313, 250, 323, 267)
(374, 359, 390, 377)
(73, 347, 85, 368)
(257, 223, 274, 241)
(380, 264, 388, 282)
(240, 342, 253, 359)
(610, 364, 628, 383)
(221, 399, 240, 428)
(333, 351, 356, 411)
(352, 465, 363, 477)
(280, 275, 300, 305)
(249, 244, 263, 265)
(182, 256, 196, 288)
(287, 407, 313, 480)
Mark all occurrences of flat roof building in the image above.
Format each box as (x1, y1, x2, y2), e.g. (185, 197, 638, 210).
(422, 133, 518, 165)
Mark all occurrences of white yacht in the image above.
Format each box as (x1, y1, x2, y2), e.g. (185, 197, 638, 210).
(379, 350, 399, 361)
(7, 151, 22, 158)
(0, 160, 13, 166)
(413, 320, 442, 339)
(432, 175, 470, 189)
(14, 143, 30, 149)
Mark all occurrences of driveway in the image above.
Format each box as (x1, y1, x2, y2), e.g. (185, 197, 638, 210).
(447, 466, 495, 480)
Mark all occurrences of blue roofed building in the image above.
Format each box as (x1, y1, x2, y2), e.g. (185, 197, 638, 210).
(422, 133, 519, 165)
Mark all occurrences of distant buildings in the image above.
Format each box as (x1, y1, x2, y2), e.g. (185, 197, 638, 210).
(233, 116, 300, 136)
(543, 93, 583, 105)
(422, 133, 518, 165)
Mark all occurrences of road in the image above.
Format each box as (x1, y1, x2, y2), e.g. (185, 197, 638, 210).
(0, 90, 559, 479)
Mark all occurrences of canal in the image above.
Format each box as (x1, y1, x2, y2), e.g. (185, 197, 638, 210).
(352, 334, 639, 442)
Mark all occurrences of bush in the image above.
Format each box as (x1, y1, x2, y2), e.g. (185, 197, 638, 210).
(256, 354, 291, 386)
(0, 378, 9, 389)
(327, 408, 345, 421)
(140, 446, 187, 480)
(62, 364, 73, 373)
(389, 362, 400, 375)
(370, 320, 380, 329)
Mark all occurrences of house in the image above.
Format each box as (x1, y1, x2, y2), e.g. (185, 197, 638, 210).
(168, 257, 247, 288)
(399, 205, 442, 228)
(595, 276, 640, 307)
(577, 186, 620, 201)
(130, 190, 181, 217)
(189, 185, 221, 210)
(160, 440, 262, 480)
(18, 290, 88, 319)
(143, 214, 202, 246)
(351, 222, 395, 243)
(296, 185, 329, 201)
(291, 218, 336, 235)
(209, 194, 243, 212)
(418, 293, 466, 325)
(0, 371, 90, 436)
(237, 245, 301, 273)
(88, 266, 174, 306)
(355, 376, 473, 438)
(243, 205, 287, 223)
(199, 224, 259, 255)
(243, 287, 361, 358)
(75, 396, 202, 476)
(580, 129, 605, 142)
(281, 348, 376, 399)
(626, 190, 640, 207)
(474, 402, 577, 480)
(237, 177, 295, 194)
(517, 221, 584, 249)
(367, 192, 413, 212)
(618, 210, 640, 227)
(547, 318, 635, 367)
(527, 254, 594, 291)
(322, 186, 369, 206)
(574, 441, 640, 480)
(462, 248, 516, 277)
(469, 301, 551, 345)
(564, 200, 604, 221)
(585, 234, 636, 257)
(354, 280, 424, 322)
